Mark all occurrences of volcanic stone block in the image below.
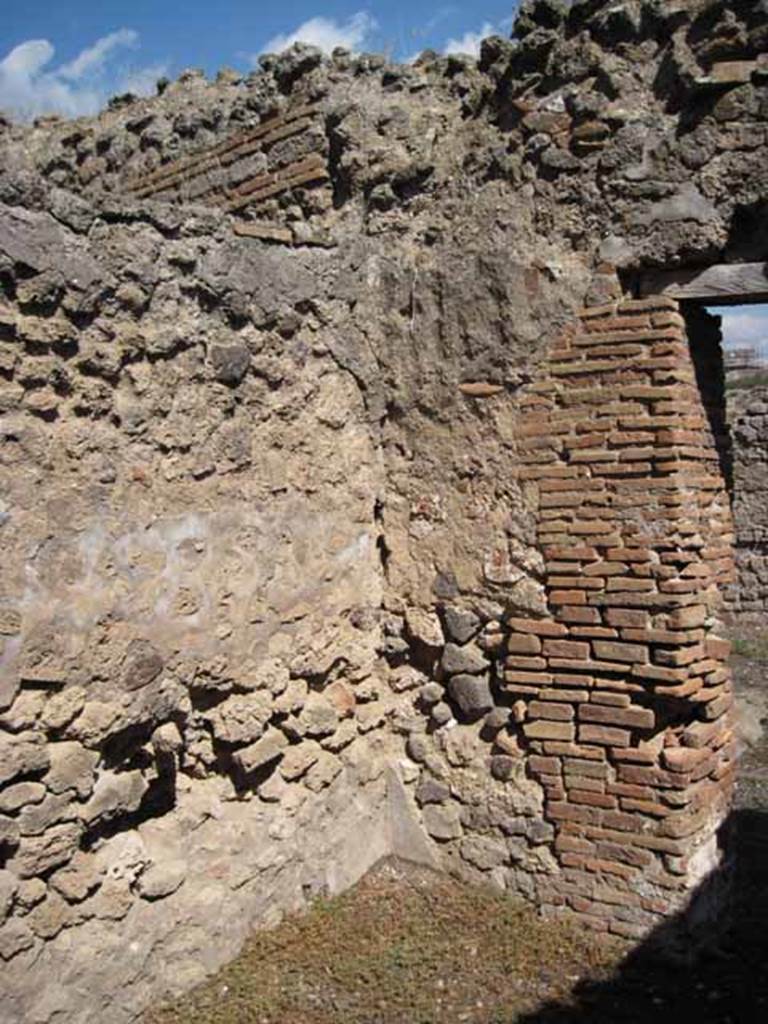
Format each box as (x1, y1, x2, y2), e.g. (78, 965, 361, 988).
(441, 643, 490, 676)
(447, 675, 494, 719)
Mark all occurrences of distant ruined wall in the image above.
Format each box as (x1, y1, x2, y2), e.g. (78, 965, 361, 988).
(725, 385, 768, 618)
(1, 1, 768, 1022)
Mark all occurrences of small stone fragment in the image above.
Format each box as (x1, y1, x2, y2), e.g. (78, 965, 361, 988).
(0, 781, 46, 814)
(415, 778, 450, 805)
(10, 822, 83, 878)
(419, 682, 444, 706)
(430, 702, 453, 727)
(442, 607, 481, 644)
(447, 675, 494, 719)
(0, 919, 34, 960)
(234, 729, 288, 774)
(280, 740, 321, 781)
(121, 639, 164, 691)
(44, 741, 99, 798)
(299, 695, 339, 738)
(441, 643, 490, 676)
(405, 607, 444, 649)
(0, 731, 49, 786)
(209, 341, 250, 384)
(204, 691, 272, 745)
(81, 770, 148, 827)
(422, 803, 463, 841)
(40, 686, 86, 731)
(137, 861, 186, 900)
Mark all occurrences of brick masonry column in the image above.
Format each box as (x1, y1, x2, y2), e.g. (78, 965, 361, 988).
(507, 295, 738, 939)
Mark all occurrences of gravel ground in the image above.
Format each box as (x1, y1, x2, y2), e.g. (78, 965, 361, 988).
(145, 642, 768, 1024)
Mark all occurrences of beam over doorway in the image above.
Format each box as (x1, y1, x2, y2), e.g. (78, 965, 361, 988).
(637, 262, 768, 304)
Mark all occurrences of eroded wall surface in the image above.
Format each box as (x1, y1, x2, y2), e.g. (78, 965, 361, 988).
(726, 385, 768, 618)
(1, 1, 767, 1021)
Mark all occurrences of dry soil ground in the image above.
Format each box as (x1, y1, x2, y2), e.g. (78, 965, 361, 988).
(146, 635, 768, 1024)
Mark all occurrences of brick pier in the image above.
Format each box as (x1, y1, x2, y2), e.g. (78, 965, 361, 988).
(508, 296, 738, 938)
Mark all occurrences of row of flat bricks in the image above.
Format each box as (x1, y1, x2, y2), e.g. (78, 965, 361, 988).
(124, 104, 330, 213)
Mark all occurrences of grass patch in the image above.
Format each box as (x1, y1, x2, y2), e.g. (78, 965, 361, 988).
(144, 865, 618, 1024)
(726, 371, 768, 391)
(732, 635, 768, 662)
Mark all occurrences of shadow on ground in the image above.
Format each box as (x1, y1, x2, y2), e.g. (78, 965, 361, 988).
(519, 808, 768, 1024)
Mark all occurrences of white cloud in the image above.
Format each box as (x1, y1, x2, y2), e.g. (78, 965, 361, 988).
(442, 21, 496, 58)
(59, 28, 138, 80)
(0, 29, 166, 121)
(715, 306, 768, 351)
(259, 11, 378, 56)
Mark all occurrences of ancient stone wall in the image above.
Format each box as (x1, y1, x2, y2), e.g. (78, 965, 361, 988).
(725, 385, 768, 617)
(1, 1, 767, 1021)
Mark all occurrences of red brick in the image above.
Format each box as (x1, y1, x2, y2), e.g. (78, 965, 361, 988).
(550, 590, 587, 606)
(610, 920, 648, 939)
(606, 782, 656, 800)
(592, 640, 649, 664)
(583, 315, 651, 334)
(682, 719, 727, 749)
(556, 835, 596, 855)
(631, 664, 689, 684)
(606, 548, 653, 563)
(620, 798, 671, 818)
(543, 639, 591, 660)
(523, 721, 576, 742)
(596, 841, 653, 869)
(507, 633, 543, 655)
(605, 578, 656, 593)
(605, 608, 650, 628)
(617, 765, 690, 790)
(570, 790, 618, 809)
(602, 810, 647, 833)
(506, 617, 569, 637)
(579, 724, 631, 747)
(570, 627, 619, 639)
(553, 673, 595, 688)
(529, 701, 574, 722)
(557, 606, 602, 624)
(539, 688, 591, 703)
(563, 759, 610, 778)
(543, 743, 606, 761)
(660, 747, 709, 773)
(529, 755, 561, 776)
(655, 677, 705, 699)
(665, 604, 708, 629)
(607, 747, 659, 765)
(582, 561, 628, 577)
(507, 656, 548, 671)
(578, 703, 655, 731)
(654, 644, 705, 667)
(590, 691, 631, 708)
(564, 775, 605, 793)
(546, 802, 602, 826)
(543, 545, 598, 561)
(620, 627, 705, 645)
(548, 576, 605, 590)
(503, 671, 549, 687)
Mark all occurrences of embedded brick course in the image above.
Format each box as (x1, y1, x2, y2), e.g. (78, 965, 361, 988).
(508, 297, 737, 938)
(123, 103, 330, 231)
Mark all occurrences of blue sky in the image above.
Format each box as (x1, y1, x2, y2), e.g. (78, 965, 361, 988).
(709, 305, 768, 358)
(0, 2, 517, 118)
